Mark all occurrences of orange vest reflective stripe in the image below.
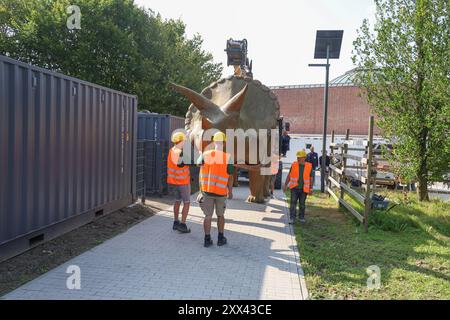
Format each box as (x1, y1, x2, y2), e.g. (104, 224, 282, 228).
(200, 149, 230, 196)
(167, 148, 190, 185)
(288, 161, 312, 193)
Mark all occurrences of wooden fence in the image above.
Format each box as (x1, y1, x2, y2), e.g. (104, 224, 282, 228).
(327, 116, 377, 232)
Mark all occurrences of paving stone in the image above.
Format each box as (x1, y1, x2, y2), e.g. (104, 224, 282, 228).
(3, 183, 307, 300)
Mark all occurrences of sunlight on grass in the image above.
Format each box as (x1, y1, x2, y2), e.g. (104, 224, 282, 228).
(285, 189, 450, 300)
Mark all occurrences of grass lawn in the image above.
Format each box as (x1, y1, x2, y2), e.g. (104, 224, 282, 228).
(287, 189, 450, 299)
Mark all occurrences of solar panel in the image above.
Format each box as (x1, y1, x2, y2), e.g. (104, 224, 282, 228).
(313, 30, 344, 59)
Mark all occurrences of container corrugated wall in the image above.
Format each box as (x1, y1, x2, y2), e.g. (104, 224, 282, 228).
(169, 115, 186, 138)
(137, 113, 185, 141)
(135, 112, 196, 196)
(0, 55, 137, 262)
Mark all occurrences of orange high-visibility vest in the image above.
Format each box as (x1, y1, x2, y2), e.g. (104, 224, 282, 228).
(167, 148, 190, 185)
(288, 161, 312, 193)
(200, 149, 230, 196)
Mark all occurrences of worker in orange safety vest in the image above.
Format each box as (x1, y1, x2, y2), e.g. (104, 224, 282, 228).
(283, 150, 314, 224)
(196, 131, 233, 247)
(167, 132, 191, 233)
(196, 131, 260, 247)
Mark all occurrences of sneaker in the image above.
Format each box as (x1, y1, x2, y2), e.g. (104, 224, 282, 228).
(217, 236, 227, 246)
(204, 237, 213, 248)
(173, 220, 180, 230)
(299, 218, 306, 224)
(288, 217, 295, 225)
(176, 223, 191, 233)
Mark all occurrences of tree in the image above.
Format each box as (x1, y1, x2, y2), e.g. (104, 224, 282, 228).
(0, 0, 222, 116)
(352, 0, 449, 201)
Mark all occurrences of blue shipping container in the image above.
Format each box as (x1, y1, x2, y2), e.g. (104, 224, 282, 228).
(137, 112, 185, 141)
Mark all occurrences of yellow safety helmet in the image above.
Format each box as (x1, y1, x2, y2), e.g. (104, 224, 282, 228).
(171, 132, 186, 143)
(296, 150, 307, 158)
(213, 131, 227, 142)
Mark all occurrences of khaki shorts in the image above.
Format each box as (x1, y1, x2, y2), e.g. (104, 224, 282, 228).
(197, 193, 226, 217)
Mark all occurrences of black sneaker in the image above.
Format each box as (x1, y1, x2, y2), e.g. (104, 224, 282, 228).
(217, 236, 227, 246)
(173, 220, 180, 230)
(176, 223, 191, 233)
(204, 237, 213, 248)
(299, 218, 306, 224)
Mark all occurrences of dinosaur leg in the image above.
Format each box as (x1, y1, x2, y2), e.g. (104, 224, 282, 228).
(247, 171, 266, 203)
(233, 170, 239, 187)
(263, 175, 271, 198)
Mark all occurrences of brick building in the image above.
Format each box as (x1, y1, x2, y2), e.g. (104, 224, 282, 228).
(270, 69, 380, 135)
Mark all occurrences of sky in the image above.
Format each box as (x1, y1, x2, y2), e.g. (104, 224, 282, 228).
(134, 0, 376, 86)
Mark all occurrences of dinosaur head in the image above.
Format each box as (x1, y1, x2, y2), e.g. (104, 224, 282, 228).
(171, 76, 280, 165)
(171, 82, 248, 129)
(171, 83, 248, 150)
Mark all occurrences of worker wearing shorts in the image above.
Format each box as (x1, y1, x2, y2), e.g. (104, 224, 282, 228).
(167, 132, 191, 233)
(197, 132, 234, 247)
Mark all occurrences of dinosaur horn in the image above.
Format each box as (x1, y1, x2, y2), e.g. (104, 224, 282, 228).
(170, 82, 217, 111)
(221, 84, 249, 113)
(202, 117, 214, 130)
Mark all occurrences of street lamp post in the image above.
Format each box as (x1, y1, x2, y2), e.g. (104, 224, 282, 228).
(309, 30, 343, 193)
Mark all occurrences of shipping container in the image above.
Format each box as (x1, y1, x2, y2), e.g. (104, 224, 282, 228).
(135, 139, 200, 199)
(136, 112, 189, 197)
(137, 139, 169, 197)
(0, 55, 137, 262)
(137, 112, 185, 141)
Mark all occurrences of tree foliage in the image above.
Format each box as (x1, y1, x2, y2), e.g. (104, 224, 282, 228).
(0, 0, 222, 116)
(352, 0, 449, 201)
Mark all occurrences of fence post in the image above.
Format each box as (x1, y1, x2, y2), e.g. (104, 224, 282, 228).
(339, 129, 350, 206)
(328, 130, 335, 193)
(364, 116, 375, 232)
(330, 130, 335, 156)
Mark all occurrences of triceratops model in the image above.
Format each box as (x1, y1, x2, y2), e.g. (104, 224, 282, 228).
(171, 75, 280, 203)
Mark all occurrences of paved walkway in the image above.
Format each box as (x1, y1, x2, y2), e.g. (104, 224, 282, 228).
(2, 184, 307, 300)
